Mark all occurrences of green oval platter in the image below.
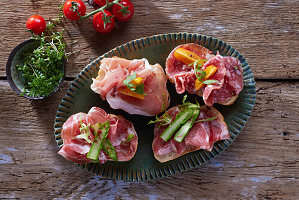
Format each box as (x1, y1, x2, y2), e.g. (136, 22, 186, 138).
(54, 33, 256, 182)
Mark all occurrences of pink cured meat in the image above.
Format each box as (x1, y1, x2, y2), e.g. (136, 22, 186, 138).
(201, 56, 244, 106)
(58, 107, 138, 164)
(91, 57, 170, 116)
(152, 106, 230, 158)
(165, 43, 244, 106)
(165, 43, 214, 94)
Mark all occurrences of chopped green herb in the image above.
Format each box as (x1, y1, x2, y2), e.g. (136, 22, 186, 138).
(123, 72, 147, 95)
(193, 61, 206, 80)
(188, 59, 207, 67)
(190, 59, 218, 85)
(196, 117, 217, 122)
(76, 123, 92, 143)
(182, 94, 188, 104)
(203, 80, 219, 85)
(179, 95, 200, 110)
(122, 134, 135, 143)
(148, 112, 172, 126)
(16, 31, 66, 97)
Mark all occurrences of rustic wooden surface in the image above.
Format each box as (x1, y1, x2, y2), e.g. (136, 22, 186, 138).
(0, 0, 298, 199)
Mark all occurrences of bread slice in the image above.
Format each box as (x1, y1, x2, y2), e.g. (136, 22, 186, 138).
(198, 92, 239, 106)
(219, 95, 239, 106)
(153, 106, 228, 163)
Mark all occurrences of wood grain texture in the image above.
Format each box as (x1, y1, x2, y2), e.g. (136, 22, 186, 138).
(0, 80, 298, 199)
(0, 0, 298, 79)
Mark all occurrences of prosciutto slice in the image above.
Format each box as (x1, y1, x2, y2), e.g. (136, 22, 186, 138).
(152, 105, 229, 161)
(91, 57, 170, 116)
(165, 43, 214, 94)
(201, 56, 244, 106)
(58, 107, 138, 164)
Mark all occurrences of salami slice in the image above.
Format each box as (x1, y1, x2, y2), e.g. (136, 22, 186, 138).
(202, 56, 244, 106)
(58, 107, 138, 164)
(165, 43, 244, 106)
(165, 43, 214, 94)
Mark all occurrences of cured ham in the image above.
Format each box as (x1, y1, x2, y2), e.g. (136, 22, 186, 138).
(201, 56, 243, 106)
(165, 43, 244, 106)
(152, 105, 229, 163)
(91, 57, 170, 116)
(58, 107, 138, 164)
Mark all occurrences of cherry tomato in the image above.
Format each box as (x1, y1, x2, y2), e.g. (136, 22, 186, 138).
(93, 0, 113, 7)
(63, 0, 86, 21)
(112, 0, 134, 22)
(93, 10, 115, 34)
(26, 15, 46, 35)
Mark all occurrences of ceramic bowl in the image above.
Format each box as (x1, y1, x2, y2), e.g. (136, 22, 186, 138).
(6, 39, 65, 100)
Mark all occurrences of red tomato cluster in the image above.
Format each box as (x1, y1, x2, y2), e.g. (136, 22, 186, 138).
(25, 0, 134, 35)
(64, 0, 134, 34)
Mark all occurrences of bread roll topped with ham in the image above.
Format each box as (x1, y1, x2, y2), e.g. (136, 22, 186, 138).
(165, 43, 243, 106)
(58, 107, 138, 164)
(91, 57, 170, 116)
(150, 97, 229, 163)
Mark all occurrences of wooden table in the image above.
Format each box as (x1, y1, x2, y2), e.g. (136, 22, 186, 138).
(1, 0, 298, 199)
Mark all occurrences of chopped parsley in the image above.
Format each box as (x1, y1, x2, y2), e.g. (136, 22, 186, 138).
(196, 117, 217, 122)
(123, 72, 147, 95)
(148, 112, 172, 126)
(122, 134, 135, 143)
(202, 80, 218, 85)
(190, 60, 218, 85)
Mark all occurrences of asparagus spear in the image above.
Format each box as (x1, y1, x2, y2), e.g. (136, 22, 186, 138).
(87, 121, 110, 160)
(174, 108, 200, 142)
(160, 108, 194, 142)
(103, 139, 118, 161)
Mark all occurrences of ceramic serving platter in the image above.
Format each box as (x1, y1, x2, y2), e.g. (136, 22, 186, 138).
(54, 33, 256, 181)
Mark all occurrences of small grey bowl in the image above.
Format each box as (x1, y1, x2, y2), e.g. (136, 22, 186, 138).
(6, 39, 65, 100)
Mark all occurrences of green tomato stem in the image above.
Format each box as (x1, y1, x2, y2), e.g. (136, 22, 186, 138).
(79, 0, 121, 21)
(116, 2, 125, 8)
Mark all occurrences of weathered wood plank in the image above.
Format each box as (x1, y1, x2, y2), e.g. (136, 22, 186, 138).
(1, 0, 298, 79)
(0, 80, 298, 199)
